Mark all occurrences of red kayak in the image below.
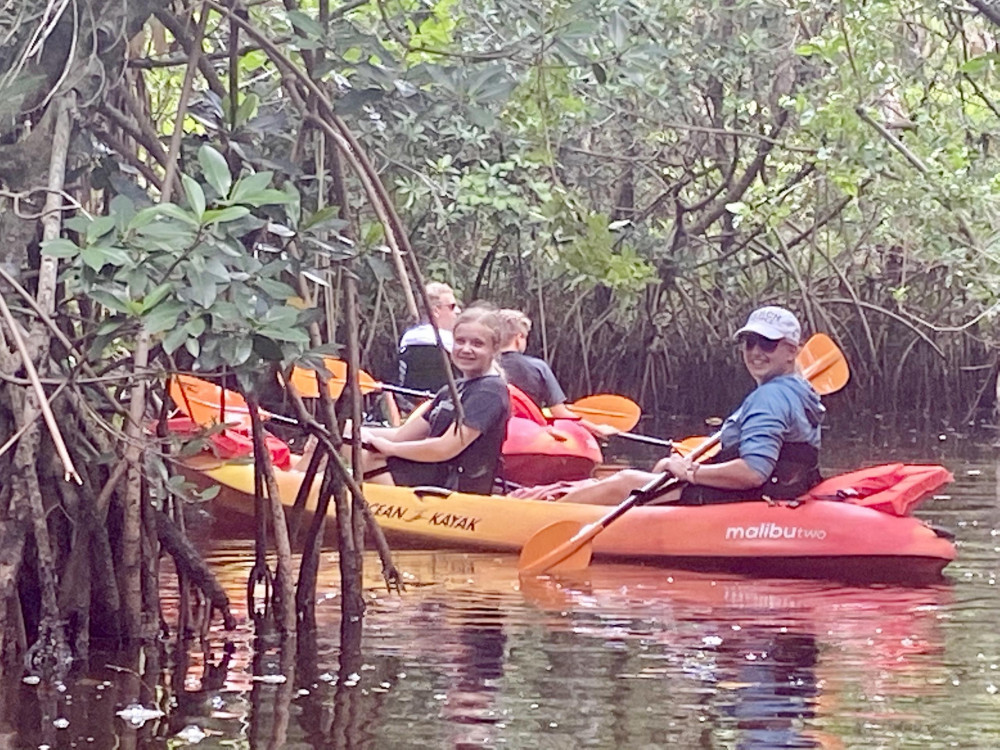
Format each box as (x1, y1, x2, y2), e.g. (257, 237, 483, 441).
(498, 384, 604, 485)
(501, 417, 603, 486)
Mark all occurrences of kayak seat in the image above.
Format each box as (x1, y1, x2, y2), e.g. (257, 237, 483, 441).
(507, 384, 548, 425)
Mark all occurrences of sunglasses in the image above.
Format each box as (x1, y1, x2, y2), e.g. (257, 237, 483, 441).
(738, 333, 782, 353)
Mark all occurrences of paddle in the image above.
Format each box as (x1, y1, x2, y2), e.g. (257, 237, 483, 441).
(518, 333, 849, 576)
(292, 360, 643, 434)
(169, 374, 297, 426)
(289, 358, 433, 400)
(564, 394, 641, 433)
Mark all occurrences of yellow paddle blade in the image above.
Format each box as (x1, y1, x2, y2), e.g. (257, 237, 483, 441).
(518, 520, 593, 574)
(798, 333, 850, 396)
(289, 358, 382, 399)
(568, 394, 641, 432)
(169, 374, 251, 427)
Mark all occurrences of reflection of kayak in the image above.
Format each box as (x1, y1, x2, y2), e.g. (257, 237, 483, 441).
(501, 417, 603, 485)
(182, 457, 956, 581)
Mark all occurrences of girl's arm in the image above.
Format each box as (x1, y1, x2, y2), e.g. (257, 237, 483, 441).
(367, 422, 481, 462)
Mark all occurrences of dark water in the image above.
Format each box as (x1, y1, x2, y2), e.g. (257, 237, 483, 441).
(6, 427, 1000, 749)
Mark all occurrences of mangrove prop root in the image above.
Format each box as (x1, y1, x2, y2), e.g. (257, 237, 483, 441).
(154, 509, 237, 631)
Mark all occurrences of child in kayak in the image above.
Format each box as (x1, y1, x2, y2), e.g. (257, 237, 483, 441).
(496, 309, 615, 438)
(558, 305, 824, 505)
(359, 306, 510, 494)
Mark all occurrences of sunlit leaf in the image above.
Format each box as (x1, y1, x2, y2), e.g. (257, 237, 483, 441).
(198, 145, 232, 198)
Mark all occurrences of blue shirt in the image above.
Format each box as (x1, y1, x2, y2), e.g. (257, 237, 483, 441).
(718, 374, 824, 482)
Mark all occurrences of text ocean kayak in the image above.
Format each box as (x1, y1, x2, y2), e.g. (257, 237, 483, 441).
(181, 458, 956, 581)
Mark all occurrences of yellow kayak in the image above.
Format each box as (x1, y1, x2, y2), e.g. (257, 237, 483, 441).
(181, 456, 956, 581)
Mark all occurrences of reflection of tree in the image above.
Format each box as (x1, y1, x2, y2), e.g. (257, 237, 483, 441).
(713, 627, 820, 749)
(442, 602, 506, 749)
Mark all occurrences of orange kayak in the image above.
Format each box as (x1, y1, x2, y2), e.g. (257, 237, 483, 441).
(181, 457, 956, 581)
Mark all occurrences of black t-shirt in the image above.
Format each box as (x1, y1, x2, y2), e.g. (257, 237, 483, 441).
(386, 375, 510, 494)
(498, 351, 567, 408)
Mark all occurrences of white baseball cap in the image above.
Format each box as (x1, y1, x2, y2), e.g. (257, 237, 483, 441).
(734, 306, 801, 346)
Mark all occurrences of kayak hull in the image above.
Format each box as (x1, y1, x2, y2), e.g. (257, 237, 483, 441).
(182, 457, 956, 581)
(500, 417, 603, 485)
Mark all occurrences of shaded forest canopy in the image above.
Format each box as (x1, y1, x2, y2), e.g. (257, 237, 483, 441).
(2, 0, 1000, 420)
(2, 0, 1000, 671)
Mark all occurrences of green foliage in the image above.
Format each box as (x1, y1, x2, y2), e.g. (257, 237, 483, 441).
(41, 145, 354, 376)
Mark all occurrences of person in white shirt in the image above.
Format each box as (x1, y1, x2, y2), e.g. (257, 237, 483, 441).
(398, 282, 461, 392)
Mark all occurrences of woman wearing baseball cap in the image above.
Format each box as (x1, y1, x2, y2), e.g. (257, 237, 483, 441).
(558, 305, 824, 505)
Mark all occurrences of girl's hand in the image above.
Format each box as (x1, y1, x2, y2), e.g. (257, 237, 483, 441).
(365, 435, 392, 456)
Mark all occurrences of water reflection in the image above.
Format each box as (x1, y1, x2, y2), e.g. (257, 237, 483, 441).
(12, 430, 1000, 748)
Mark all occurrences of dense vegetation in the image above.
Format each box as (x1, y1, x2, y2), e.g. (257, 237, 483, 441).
(2, 0, 1000, 672)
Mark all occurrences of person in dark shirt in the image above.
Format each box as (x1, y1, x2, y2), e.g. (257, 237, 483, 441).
(359, 306, 510, 494)
(496, 309, 614, 438)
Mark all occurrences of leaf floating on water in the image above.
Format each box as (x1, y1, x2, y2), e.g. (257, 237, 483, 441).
(116, 703, 165, 727)
(251, 674, 287, 684)
(176, 725, 208, 743)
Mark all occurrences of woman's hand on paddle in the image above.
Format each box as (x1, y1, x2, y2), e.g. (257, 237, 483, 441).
(654, 452, 691, 481)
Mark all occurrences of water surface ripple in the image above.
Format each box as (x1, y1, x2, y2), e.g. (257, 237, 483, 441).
(8, 431, 1000, 749)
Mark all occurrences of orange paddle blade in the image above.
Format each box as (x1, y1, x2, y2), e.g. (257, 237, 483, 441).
(169, 374, 251, 427)
(568, 394, 641, 432)
(672, 435, 720, 459)
(798, 333, 850, 396)
(518, 520, 593, 574)
(289, 358, 382, 399)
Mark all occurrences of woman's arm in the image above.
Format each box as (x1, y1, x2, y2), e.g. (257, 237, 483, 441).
(367, 422, 482, 462)
(655, 454, 766, 489)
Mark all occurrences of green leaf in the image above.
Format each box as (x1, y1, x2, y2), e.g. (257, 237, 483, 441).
(287, 9, 324, 40)
(256, 277, 298, 300)
(185, 317, 206, 337)
(238, 189, 292, 208)
(235, 93, 259, 127)
(203, 206, 251, 225)
(185, 270, 218, 309)
(139, 283, 173, 313)
(162, 325, 189, 355)
(182, 175, 206, 219)
(143, 301, 185, 333)
(608, 10, 628, 50)
(230, 172, 273, 203)
(86, 215, 117, 243)
(959, 54, 1000, 75)
(220, 336, 254, 366)
(89, 289, 131, 314)
(81, 245, 117, 271)
(198, 145, 232, 198)
(301, 205, 348, 232)
(153, 203, 201, 227)
(109, 194, 137, 231)
(41, 238, 81, 258)
(185, 337, 200, 358)
(259, 325, 310, 344)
